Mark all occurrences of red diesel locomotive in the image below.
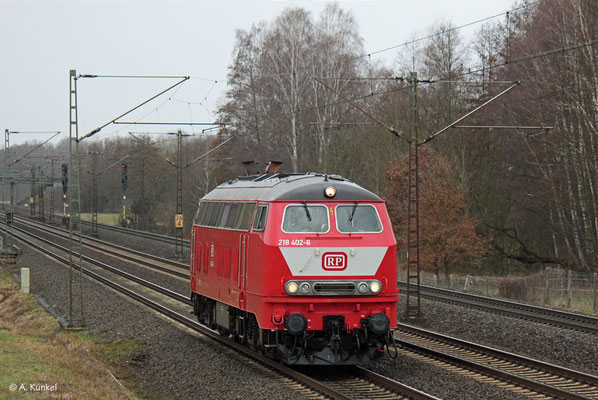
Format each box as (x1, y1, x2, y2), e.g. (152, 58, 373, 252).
(190, 172, 398, 365)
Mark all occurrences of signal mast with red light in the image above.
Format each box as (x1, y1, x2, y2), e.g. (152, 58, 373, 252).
(61, 164, 68, 225)
(120, 162, 128, 222)
(121, 162, 128, 192)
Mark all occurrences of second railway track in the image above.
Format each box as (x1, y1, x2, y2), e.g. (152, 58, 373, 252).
(395, 324, 598, 400)
(398, 282, 598, 335)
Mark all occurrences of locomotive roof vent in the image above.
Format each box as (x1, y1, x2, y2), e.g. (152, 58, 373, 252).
(241, 160, 259, 176)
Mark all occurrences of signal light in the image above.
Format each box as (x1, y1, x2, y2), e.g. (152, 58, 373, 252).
(121, 161, 128, 191)
(61, 164, 68, 194)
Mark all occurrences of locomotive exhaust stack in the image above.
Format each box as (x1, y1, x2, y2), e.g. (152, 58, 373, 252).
(265, 160, 283, 173)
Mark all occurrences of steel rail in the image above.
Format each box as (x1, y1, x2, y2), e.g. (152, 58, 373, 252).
(4, 224, 190, 305)
(11, 215, 188, 277)
(4, 226, 436, 400)
(353, 367, 440, 400)
(398, 281, 598, 335)
(397, 324, 598, 390)
(397, 339, 593, 400)
(78, 218, 191, 247)
(11, 207, 190, 247)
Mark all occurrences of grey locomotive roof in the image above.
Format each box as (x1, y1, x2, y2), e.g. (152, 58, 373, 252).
(201, 173, 382, 202)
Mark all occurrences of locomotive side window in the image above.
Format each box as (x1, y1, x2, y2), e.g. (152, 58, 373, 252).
(336, 204, 383, 233)
(225, 204, 240, 228)
(219, 203, 232, 227)
(193, 202, 206, 225)
(199, 202, 209, 224)
(207, 203, 221, 227)
(282, 205, 329, 233)
(253, 205, 268, 232)
(195, 201, 256, 231)
(197, 202, 212, 225)
(235, 203, 256, 230)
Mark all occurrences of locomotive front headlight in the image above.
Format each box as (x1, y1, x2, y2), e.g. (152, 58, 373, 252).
(358, 282, 369, 293)
(324, 185, 336, 198)
(369, 281, 381, 294)
(300, 282, 311, 294)
(286, 281, 299, 294)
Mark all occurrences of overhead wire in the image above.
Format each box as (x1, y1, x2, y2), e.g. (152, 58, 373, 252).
(235, 0, 541, 81)
(364, 1, 539, 58)
(78, 76, 189, 142)
(224, 37, 597, 132)
(78, 2, 544, 139)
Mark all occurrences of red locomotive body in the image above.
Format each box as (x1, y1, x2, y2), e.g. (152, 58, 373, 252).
(190, 173, 398, 365)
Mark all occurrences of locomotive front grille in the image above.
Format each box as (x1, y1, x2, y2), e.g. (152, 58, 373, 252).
(313, 282, 355, 294)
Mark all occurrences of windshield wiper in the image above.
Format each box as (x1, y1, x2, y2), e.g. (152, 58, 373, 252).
(302, 200, 312, 221)
(349, 201, 359, 227)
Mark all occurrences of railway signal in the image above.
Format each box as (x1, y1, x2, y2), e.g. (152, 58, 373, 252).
(120, 161, 128, 223)
(61, 164, 68, 193)
(121, 162, 128, 192)
(61, 164, 68, 226)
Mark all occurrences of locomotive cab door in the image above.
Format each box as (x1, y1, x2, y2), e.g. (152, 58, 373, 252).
(238, 233, 248, 307)
(190, 229, 196, 275)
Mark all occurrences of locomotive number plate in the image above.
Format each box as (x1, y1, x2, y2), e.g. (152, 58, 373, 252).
(278, 239, 311, 246)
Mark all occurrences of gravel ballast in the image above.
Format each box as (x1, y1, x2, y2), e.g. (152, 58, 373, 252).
(11, 246, 306, 400)
(397, 295, 598, 376)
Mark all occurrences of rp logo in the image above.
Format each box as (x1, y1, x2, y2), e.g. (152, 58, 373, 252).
(322, 252, 347, 271)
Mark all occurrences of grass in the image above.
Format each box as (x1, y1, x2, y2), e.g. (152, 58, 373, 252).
(0, 267, 145, 399)
(80, 213, 121, 226)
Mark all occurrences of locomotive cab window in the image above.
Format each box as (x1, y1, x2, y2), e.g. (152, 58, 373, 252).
(336, 204, 382, 233)
(253, 205, 268, 232)
(282, 205, 329, 233)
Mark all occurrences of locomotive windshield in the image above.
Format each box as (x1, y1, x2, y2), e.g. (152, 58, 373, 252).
(336, 204, 382, 233)
(282, 205, 329, 233)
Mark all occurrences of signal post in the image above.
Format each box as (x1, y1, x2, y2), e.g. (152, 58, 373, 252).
(121, 161, 128, 226)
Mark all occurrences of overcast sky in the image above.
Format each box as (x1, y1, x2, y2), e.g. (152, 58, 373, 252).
(1, 0, 516, 147)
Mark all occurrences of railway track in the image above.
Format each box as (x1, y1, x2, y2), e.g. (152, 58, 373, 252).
(398, 281, 598, 335)
(13, 213, 598, 337)
(14, 208, 190, 247)
(395, 324, 598, 399)
(9, 214, 598, 398)
(78, 218, 191, 247)
(3, 224, 436, 400)
(8, 215, 188, 279)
